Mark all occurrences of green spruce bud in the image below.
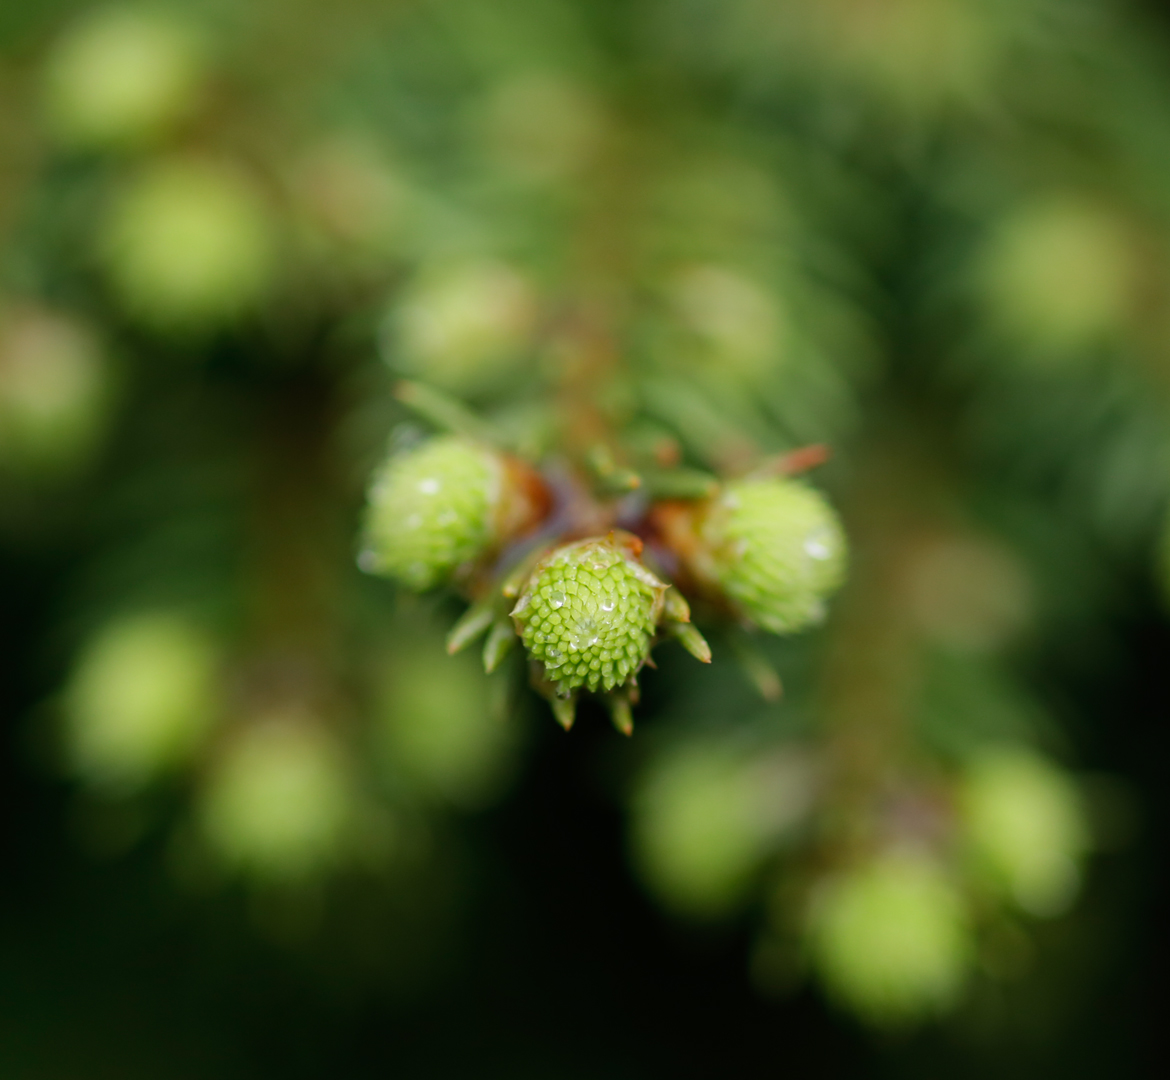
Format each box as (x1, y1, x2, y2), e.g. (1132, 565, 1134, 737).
(960, 748, 1088, 916)
(511, 535, 666, 696)
(700, 478, 846, 634)
(199, 714, 357, 882)
(389, 261, 537, 395)
(98, 157, 276, 330)
(361, 436, 503, 590)
(808, 851, 972, 1028)
(63, 612, 220, 792)
(977, 197, 1135, 358)
(631, 748, 776, 917)
(375, 629, 517, 809)
(43, 7, 205, 151)
(0, 306, 113, 476)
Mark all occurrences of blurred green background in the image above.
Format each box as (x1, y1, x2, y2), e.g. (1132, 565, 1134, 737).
(3, 0, 1170, 1075)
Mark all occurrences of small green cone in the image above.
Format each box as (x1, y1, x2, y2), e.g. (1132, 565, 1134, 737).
(360, 436, 502, 590)
(511, 535, 666, 697)
(702, 478, 847, 634)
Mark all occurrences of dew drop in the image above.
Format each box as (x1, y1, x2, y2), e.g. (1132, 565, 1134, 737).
(549, 590, 565, 609)
(804, 527, 835, 561)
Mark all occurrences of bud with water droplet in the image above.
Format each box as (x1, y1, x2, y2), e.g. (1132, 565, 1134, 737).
(62, 612, 220, 792)
(511, 534, 667, 698)
(960, 748, 1088, 916)
(42, 6, 205, 150)
(361, 435, 545, 590)
(682, 478, 847, 634)
(808, 850, 973, 1028)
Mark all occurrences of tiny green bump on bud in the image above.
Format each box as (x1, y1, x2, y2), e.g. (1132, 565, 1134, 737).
(702, 478, 846, 634)
(361, 436, 502, 590)
(511, 536, 666, 696)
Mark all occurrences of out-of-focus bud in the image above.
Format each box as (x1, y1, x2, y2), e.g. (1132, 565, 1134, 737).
(475, 72, 604, 182)
(98, 157, 277, 331)
(976, 197, 1137, 357)
(511, 534, 667, 697)
(375, 635, 517, 808)
(667, 265, 785, 380)
(808, 850, 973, 1027)
(199, 715, 357, 881)
(289, 135, 404, 258)
(779, 0, 1001, 113)
(647, 155, 791, 271)
(630, 742, 815, 918)
(42, 6, 205, 150)
(667, 478, 847, 634)
(960, 748, 1088, 916)
(361, 435, 547, 590)
(905, 534, 1032, 652)
(63, 613, 220, 792)
(0, 306, 112, 475)
(385, 261, 537, 395)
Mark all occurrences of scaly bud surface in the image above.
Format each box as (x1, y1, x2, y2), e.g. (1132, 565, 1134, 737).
(512, 536, 666, 695)
(702, 478, 846, 633)
(362, 436, 500, 590)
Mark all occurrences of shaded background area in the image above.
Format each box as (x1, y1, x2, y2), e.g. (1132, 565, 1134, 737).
(1, 566, 1167, 1077)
